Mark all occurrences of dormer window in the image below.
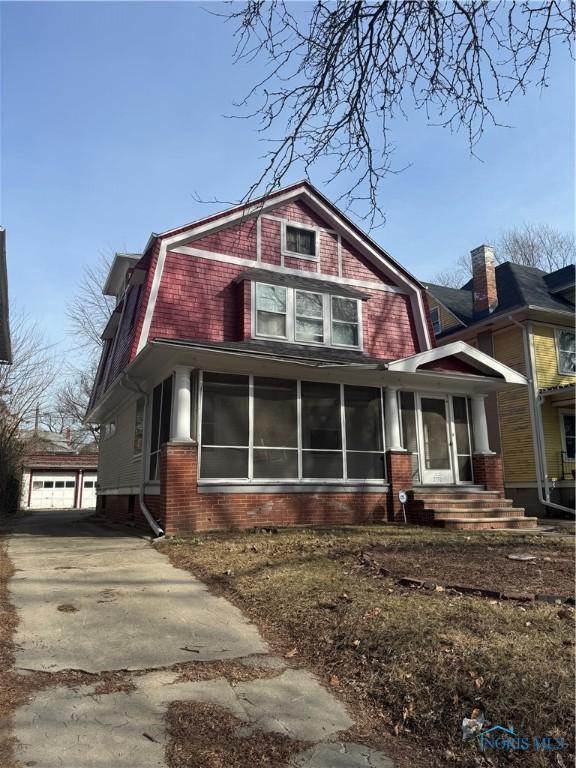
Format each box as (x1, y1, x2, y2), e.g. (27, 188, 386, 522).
(283, 223, 318, 260)
(253, 281, 362, 349)
(430, 306, 441, 336)
(255, 283, 287, 338)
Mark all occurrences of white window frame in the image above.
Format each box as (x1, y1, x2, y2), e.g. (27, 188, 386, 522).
(102, 420, 116, 440)
(555, 327, 576, 375)
(254, 282, 290, 340)
(281, 221, 319, 261)
(197, 371, 387, 485)
(252, 282, 362, 350)
(430, 306, 441, 336)
(133, 397, 145, 456)
(559, 408, 575, 460)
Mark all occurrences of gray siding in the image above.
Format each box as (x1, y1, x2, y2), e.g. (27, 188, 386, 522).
(98, 400, 143, 490)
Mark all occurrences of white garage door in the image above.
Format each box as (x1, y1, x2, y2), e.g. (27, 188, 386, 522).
(80, 473, 97, 509)
(29, 473, 77, 509)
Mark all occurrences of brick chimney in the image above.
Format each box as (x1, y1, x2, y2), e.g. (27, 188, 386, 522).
(471, 244, 498, 315)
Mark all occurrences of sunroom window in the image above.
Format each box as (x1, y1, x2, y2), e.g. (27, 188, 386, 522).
(199, 374, 385, 482)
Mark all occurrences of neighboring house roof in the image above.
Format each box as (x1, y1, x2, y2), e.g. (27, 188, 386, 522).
(19, 430, 74, 453)
(0, 227, 12, 364)
(424, 283, 474, 325)
(427, 262, 575, 331)
(23, 453, 99, 470)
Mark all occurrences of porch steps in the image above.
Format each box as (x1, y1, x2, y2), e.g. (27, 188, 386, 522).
(406, 488, 538, 530)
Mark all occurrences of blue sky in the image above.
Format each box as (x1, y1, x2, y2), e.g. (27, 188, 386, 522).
(1, 1, 574, 355)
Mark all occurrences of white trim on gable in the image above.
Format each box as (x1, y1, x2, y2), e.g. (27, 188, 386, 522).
(386, 340, 527, 385)
(135, 184, 433, 354)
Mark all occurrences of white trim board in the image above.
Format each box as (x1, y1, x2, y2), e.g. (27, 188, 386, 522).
(386, 340, 527, 385)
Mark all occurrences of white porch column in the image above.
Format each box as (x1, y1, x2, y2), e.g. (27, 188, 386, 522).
(471, 394, 493, 454)
(171, 366, 194, 442)
(384, 387, 404, 451)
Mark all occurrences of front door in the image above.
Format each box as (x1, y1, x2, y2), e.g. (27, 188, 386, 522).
(417, 395, 454, 484)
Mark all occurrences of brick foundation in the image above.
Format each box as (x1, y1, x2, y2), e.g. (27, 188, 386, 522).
(385, 450, 413, 522)
(472, 453, 505, 495)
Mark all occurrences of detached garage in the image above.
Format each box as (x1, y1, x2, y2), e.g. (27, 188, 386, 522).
(21, 454, 98, 511)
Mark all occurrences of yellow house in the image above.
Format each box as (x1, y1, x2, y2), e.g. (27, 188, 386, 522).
(426, 245, 575, 516)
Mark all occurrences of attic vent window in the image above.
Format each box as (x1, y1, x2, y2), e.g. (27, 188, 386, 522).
(284, 224, 317, 259)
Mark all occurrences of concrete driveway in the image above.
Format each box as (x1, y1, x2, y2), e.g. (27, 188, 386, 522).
(6, 510, 393, 768)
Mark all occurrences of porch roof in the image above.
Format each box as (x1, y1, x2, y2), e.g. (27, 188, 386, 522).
(540, 382, 575, 406)
(86, 337, 528, 423)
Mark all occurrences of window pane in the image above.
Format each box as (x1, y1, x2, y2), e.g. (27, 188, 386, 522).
(302, 451, 343, 478)
(256, 284, 286, 313)
(200, 448, 248, 479)
(296, 317, 324, 343)
(296, 291, 323, 317)
(345, 386, 383, 451)
(202, 374, 249, 446)
(44, 481, 53, 488)
(32, 481, 42, 489)
(400, 391, 420, 483)
(253, 449, 298, 478)
(332, 297, 358, 322)
(253, 378, 297, 447)
(563, 414, 575, 459)
(149, 453, 158, 481)
(287, 226, 315, 256)
(559, 349, 576, 374)
(55, 481, 65, 488)
(332, 322, 359, 346)
(134, 398, 145, 454)
(65, 481, 75, 488)
(301, 381, 342, 450)
(257, 311, 287, 338)
(151, 384, 162, 453)
(346, 452, 385, 480)
(458, 455, 473, 482)
(559, 330, 575, 352)
(452, 397, 470, 455)
(160, 377, 173, 445)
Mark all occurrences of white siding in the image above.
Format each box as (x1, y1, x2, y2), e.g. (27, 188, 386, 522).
(98, 400, 143, 491)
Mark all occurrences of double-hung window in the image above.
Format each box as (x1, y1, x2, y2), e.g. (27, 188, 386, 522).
(255, 283, 288, 338)
(430, 307, 441, 336)
(253, 282, 361, 349)
(331, 297, 359, 347)
(295, 291, 324, 343)
(556, 329, 576, 375)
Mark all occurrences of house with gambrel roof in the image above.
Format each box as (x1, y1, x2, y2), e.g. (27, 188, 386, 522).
(87, 182, 533, 535)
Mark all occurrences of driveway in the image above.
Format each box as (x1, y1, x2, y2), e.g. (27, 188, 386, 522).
(5, 510, 393, 768)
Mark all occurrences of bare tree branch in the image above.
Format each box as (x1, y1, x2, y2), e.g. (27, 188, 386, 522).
(66, 254, 114, 354)
(225, 1, 575, 225)
(431, 222, 575, 286)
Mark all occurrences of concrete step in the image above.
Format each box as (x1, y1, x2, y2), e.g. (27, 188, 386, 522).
(437, 516, 539, 531)
(434, 508, 526, 520)
(410, 498, 515, 509)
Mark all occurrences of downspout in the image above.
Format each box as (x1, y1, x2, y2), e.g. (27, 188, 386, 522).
(508, 316, 574, 517)
(119, 374, 165, 537)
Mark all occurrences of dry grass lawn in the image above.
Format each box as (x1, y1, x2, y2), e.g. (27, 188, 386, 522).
(158, 525, 575, 768)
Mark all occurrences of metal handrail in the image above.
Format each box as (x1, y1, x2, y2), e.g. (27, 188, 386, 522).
(560, 451, 576, 481)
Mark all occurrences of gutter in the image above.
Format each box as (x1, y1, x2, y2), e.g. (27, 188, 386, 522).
(119, 374, 165, 537)
(508, 315, 574, 517)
